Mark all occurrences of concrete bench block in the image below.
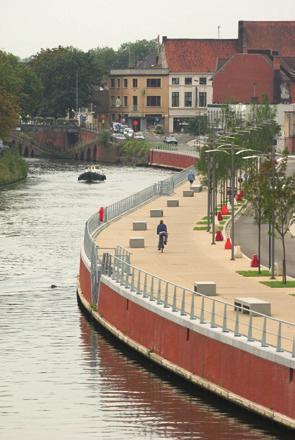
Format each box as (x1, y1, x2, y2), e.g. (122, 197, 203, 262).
(191, 185, 203, 193)
(133, 221, 147, 231)
(167, 199, 179, 207)
(194, 281, 216, 296)
(183, 190, 194, 197)
(129, 237, 145, 248)
(234, 297, 271, 316)
(150, 209, 163, 217)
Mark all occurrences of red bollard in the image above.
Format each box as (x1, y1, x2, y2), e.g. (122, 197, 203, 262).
(224, 237, 232, 249)
(236, 193, 242, 202)
(98, 206, 104, 222)
(221, 205, 229, 215)
(217, 211, 223, 221)
(251, 254, 259, 267)
(215, 230, 224, 241)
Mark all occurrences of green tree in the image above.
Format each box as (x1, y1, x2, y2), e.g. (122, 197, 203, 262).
(30, 46, 99, 117)
(0, 91, 19, 138)
(0, 50, 42, 119)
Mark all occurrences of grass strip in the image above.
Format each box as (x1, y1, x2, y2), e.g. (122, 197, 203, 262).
(260, 280, 295, 288)
(193, 226, 208, 231)
(237, 270, 271, 277)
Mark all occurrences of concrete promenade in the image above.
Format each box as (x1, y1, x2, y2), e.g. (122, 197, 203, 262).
(96, 179, 295, 327)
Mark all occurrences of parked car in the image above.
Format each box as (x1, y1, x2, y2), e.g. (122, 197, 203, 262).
(111, 133, 126, 141)
(123, 128, 134, 138)
(164, 135, 178, 145)
(134, 131, 145, 140)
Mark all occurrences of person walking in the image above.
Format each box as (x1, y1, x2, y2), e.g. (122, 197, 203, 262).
(187, 170, 195, 186)
(156, 220, 168, 250)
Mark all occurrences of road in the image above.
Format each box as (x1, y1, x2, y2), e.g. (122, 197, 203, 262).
(235, 157, 295, 277)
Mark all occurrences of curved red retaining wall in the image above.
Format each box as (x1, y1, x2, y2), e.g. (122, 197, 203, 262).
(78, 258, 295, 428)
(149, 150, 196, 169)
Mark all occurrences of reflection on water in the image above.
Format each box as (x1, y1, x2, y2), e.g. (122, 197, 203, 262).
(0, 158, 291, 439)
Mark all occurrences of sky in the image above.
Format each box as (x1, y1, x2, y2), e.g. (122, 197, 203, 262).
(1, 0, 294, 59)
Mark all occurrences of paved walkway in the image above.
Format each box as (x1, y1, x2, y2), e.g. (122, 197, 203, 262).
(96, 180, 295, 326)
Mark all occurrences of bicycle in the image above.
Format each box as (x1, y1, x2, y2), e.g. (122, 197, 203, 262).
(158, 231, 167, 253)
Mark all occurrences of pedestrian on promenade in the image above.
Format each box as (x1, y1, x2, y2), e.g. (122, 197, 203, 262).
(187, 170, 195, 186)
(157, 220, 168, 250)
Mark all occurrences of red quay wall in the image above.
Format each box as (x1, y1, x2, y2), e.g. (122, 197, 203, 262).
(97, 282, 295, 422)
(149, 150, 196, 169)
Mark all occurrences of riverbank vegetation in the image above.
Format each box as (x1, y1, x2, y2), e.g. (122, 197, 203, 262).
(0, 150, 28, 186)
(119, 139, 151, 166)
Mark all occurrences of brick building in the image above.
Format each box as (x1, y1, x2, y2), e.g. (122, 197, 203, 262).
(213, 21, 295, 105)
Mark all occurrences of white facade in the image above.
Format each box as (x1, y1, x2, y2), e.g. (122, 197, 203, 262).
(168, 73, 213, 132)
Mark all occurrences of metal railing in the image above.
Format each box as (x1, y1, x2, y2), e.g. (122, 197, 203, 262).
(100, 254, 295, 356)
(82, 166, 194, 262)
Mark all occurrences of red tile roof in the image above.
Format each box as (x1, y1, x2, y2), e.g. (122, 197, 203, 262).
(240, 21, 295, 57)
(163, 39, 237, 73)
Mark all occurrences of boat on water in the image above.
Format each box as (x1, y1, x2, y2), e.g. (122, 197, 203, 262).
(78, 165, 106, 183)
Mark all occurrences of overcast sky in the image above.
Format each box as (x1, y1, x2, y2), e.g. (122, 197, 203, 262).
(1, 0, 294, 59)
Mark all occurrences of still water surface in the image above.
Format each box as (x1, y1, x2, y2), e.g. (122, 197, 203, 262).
(0, 159, 291, 439)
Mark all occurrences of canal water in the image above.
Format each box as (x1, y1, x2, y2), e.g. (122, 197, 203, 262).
(0, 159, 291, 440)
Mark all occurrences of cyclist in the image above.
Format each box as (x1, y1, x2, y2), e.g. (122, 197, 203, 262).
(157, 220, 168, 250)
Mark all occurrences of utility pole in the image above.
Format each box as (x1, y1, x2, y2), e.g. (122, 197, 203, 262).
(76, 71, 79, 115)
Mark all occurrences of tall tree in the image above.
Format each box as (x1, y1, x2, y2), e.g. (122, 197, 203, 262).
(30, 46, 99, 117)
(0, 50, 42, 119)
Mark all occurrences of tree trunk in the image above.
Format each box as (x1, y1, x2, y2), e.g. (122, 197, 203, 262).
(282, 234, 287, 284)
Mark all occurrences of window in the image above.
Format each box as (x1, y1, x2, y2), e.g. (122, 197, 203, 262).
(111, 96, 116, 107)
(147, 96, 161, 106)
(132, 78, 138, 88)
(171, 92, 179, 107)
(199, 92, 207, 107)
(132, 96, 138, 110)
(115, 96, 121, 107)
(172, 77, 179, 85)
(184, 92, 192, 107)
(199, 77, 207, 85)
(123, 96, 128, 107)
(117, 79, 120, 88)
(147, 78, 161, 88)
(124, 78, 128, 88)
(185, 77, 192, 85)
(110, 78, 115, 88)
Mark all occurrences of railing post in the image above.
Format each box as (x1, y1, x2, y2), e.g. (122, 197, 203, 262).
(157, 279, 162, 305)
(172, 285, 177, 312)
(234, 310, 241, 337)
(143, 273, 148, 298)
(222, 304, 229, 332)
(261, 317, 268, 347)
(276, 321, 284, 352)
(210, 300, 217, 328)
(150, 276, 155, 301)
(181, 289, 186, 316)
(124, 262, 129, 289)
(200, 296, 206, 324)
(136, 270, 141, 294)
(130, 267, 135, 291)
(247, 312, 255, 342)
(164, 282, 169, 308)
(190, 292, 196, 320)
